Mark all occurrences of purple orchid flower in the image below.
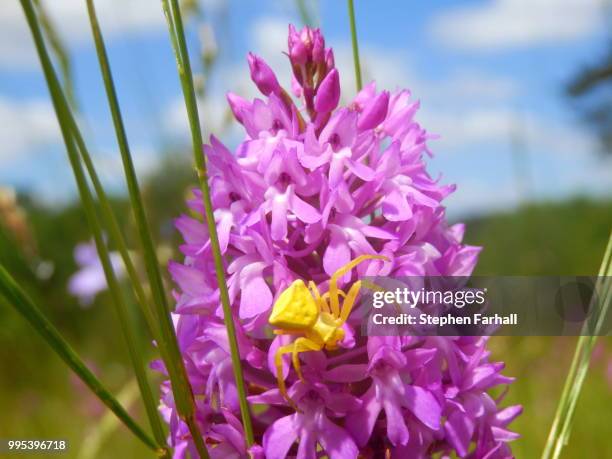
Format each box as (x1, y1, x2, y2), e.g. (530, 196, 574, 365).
(156, 24, 520, 458)
(251, 382, 361, 459)
(344, 336, 441, 447)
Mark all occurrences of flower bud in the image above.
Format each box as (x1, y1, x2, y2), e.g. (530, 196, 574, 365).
(314, 69, 340, 114)
(325, 49, 335, 70)
(311, 29, 325, 63)
(288, 26, 329, 76)
(226, 92, 251, 123)
(357, 90, 390, 130)
(288, 24, 308, 65)
(247, 52, 280, 96)
(291, 75, 303, 98)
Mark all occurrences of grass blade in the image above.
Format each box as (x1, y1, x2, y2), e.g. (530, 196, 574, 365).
(69, 117, 161, 346)
(82, 2, 211, 457)
(78, 378, 140, 459)
(0, 266, 159, 453)
(551, 241, 611, 457)
(542, 231, 612, 459)
(19, 0, 167, 452)
(161, 0, 255, 448)
(32, 0, 77, 109)
(347, 0, 363, 91)
(49, 53, 162, 348)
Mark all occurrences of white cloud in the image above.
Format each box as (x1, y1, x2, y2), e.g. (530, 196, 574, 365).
(422, 70, 519, 103)
(0, 97, 61, 163)
(420, 109, 514, 147)
(0, 94, 160, 201)
(419, 108, 597, 156)
(429, 0, 605, 50)
(252, 16, 291, 59)
(0, 0, 169, 68)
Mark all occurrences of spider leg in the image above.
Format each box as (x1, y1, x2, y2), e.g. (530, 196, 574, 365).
(329, 255, 389, 318)
(321, 289, 345, 308)
(274, 338, 323, 410)
(322, 290, 346, 299)
(308, 280, 330, 313)
(273, 329, 304, 335)
(275, 343, 299, 410)
(339, 279, 362, 323)
(291, 337, 323, 382)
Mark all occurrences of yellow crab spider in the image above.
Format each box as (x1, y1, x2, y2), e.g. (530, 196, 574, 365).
(268, 254, 389, 408)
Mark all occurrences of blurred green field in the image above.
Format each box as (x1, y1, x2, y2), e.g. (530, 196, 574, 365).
(0, 188, 610, 458)
(466, 198, 612, 458)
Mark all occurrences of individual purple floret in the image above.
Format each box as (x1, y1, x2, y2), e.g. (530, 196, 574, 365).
(157, 24, 520, 458)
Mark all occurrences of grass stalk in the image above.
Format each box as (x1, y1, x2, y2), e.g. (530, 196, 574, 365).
(19, 0, 167, 452)
(32, 0, 77, 109)
(70, 121, 160, 343)
(0, 266, 160, 454)
(551, 242, 611, 457)
(27, 0, 163, 346)
(347, 0, 363, 91)
(81, 0, 165, 346)
(161, 0, 255, 447)
(542, 231, 612, 459)
(78, 378, 140, 459)
(82, 2, 212, 457)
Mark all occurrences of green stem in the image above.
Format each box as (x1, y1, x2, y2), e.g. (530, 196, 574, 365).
(19, 0, 166, 451)
(161, 0, 255, 448)
(0, 266, 160, 454)
(542, 231, 612, 459)
(347, 0, 363, 91)
(84, 0, 213, 454)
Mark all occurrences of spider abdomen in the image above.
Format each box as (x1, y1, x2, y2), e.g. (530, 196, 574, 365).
(268, 279, 318, 329)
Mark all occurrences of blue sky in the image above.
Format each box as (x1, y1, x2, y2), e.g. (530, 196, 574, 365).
(0, 0, 610, 217)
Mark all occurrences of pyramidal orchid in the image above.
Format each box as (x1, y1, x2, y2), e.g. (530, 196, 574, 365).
(156, 25, 521, 458)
